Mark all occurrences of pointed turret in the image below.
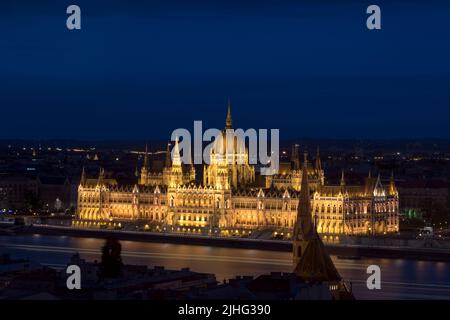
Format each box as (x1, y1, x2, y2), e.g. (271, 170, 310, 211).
(315, 146, 322, 172)
(225, 98, 233, 129)
(172, 137, 182, 167)
(389, 171, 397, 196)
(340, 170, 346, 187)
(373, 173, 385, 197)
(189, 150, 196, 181)
(293, 152, 314, 265)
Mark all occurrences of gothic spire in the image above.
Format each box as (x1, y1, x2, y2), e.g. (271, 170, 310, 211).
(293, 154, 342, 282)
(295, 152, 314, 241)
(225, 98, 233, 129)
(389, 170, 397, 196)
(172, 137, 182, 166)
(340, 170, 346, 186)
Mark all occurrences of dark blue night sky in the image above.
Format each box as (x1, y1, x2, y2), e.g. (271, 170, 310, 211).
(1, 0, 450, 140)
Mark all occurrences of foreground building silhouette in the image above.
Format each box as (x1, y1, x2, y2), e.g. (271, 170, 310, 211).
(292, 157, 352, 299)
(76, 103, 399, 237)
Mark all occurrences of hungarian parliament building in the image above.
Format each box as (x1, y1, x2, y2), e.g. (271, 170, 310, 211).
(75, 106, 399, 238)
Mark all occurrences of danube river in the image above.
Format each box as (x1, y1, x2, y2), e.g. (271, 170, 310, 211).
(1, 234, 450, 299)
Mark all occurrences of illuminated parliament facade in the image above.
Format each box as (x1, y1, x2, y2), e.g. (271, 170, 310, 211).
(75, 106, 399, 238)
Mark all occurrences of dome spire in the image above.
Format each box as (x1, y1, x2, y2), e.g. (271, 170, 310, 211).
(225, 97, 233, 129)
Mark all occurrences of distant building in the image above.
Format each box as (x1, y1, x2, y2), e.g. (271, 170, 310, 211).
(37, 176, 71, 211)
(398, 181, 450, 219)
(0, 174, 72, 212)
(0, 175, 38, 211)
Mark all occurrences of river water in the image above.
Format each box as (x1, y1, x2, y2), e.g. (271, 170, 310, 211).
(1, 234, 449, 299)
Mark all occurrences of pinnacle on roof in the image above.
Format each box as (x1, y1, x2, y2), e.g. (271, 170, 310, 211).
(225, 98, 233, 129)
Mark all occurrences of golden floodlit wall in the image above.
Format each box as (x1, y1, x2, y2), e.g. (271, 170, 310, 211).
(76, 108, 399, 236)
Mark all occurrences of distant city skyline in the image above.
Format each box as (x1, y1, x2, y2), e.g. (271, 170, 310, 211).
(1, 0, 450, 139)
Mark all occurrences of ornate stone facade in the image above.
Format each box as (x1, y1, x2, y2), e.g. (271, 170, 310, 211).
(76, 106, 399, 237)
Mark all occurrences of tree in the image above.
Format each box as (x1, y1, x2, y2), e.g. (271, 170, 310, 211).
(99, 237, 123, 279)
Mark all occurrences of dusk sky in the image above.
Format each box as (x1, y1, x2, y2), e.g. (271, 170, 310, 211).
(1, 0, 450, 140)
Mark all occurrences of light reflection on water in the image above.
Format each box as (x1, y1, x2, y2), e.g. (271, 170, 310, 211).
(1, 235, 450, 300)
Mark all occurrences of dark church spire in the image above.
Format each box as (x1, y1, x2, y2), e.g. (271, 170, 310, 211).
(293, 152, 314, 265)
(293, 154, 342, 283)
(298, 152, 313, 237)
